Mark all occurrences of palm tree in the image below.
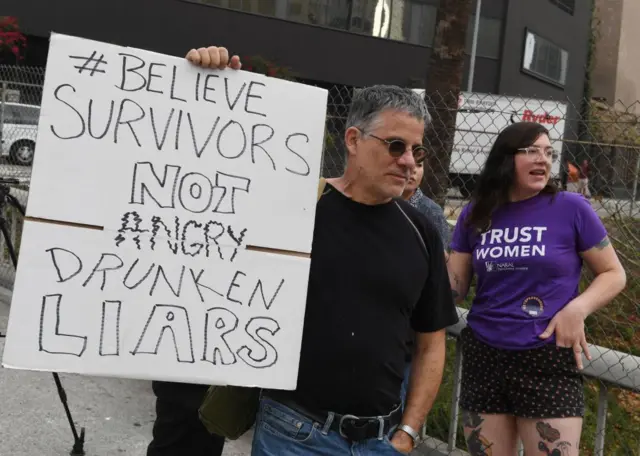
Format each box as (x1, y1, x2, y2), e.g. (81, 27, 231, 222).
(421, 0, 474, 206)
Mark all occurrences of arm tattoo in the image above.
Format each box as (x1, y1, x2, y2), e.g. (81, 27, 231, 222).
(594, 236, 611, 250)
(451, 273, 462, 300)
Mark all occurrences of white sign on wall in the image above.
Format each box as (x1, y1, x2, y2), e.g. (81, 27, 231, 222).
(1, 33, 328, 390)
(413, 89, 568, 177)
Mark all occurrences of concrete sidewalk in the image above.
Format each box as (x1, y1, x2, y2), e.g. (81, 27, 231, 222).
(0, 290, 252, 456)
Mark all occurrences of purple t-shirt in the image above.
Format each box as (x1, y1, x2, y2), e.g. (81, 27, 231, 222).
(450, 191, 607, 350)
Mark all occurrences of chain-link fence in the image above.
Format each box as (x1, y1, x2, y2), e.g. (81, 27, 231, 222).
(0, 65, 41, 288)
(324, 86, 640, 456)
(1, 65, 638, 455)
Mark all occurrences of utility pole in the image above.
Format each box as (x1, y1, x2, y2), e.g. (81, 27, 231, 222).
(467, 0, 482, 92)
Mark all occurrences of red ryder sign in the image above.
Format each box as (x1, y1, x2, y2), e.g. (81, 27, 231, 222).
(413, 89, 568, 196)
(521, 109, 561, 125)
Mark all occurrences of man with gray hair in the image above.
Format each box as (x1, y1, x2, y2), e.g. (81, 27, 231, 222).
(176, 47, 458, 456)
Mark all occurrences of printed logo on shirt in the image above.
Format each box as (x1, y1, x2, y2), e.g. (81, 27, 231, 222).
(521, 296, 544, 317)
(476, 226, 547, 265)
(484, 261, 518, 272)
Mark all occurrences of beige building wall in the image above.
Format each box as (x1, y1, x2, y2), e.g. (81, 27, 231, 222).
(592, 0, 640, 112)
(614, 0, 640, 111)
(592, 0, 622, 104)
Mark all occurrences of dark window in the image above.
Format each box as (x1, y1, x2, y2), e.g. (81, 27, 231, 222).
(183, 0, 503, 52)
(465, 15, 502, 59)
(522, 30, 569, 86)
(549, 0, 575, 15)
(2, 103, 40, 125)
(181, 0, 444, 46)
(402, 3, 437, 46)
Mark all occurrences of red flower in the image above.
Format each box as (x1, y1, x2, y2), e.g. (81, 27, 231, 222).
(0, 16, 27, 60)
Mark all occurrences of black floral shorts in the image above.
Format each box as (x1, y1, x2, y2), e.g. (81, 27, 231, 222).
(459, 327, 585, 419)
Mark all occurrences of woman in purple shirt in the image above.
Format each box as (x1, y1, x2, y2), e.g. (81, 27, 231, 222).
(447, 122, 626, 455)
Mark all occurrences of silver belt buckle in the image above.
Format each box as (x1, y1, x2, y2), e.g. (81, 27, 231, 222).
(338, 414, 359, 439)
(338, 414, 386, 441)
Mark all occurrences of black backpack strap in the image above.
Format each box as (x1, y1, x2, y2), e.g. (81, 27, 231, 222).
(394, 201, 428, 259)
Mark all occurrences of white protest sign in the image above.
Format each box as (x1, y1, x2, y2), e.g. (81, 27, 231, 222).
(1, 33, 328, 390)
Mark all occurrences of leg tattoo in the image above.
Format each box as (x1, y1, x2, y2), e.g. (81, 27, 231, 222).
(536, 422, 572, 456)
(536, 422, 561, 443)
(462, 410, 484, 428)
(557, 441, 573, 456)
(463, 411, 493, 456)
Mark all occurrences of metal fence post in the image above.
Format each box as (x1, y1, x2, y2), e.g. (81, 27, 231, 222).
(447, 340, 464, 451)
(0, 81, 6, 147)
(630, 151, 640, 217)
(594, 381, 608, 456)
(10, 209, 18, 259)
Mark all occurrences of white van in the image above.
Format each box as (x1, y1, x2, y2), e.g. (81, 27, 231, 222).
(412, 90, 568, 197)
(0, 102, 39, 166)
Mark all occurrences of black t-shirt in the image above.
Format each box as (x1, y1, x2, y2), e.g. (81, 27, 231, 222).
(285, 184, 458, 416)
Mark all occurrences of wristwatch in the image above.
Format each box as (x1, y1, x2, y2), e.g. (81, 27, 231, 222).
(398, 424, 420, 446)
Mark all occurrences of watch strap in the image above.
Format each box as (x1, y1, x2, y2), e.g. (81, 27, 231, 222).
(398, 424, 420, 444)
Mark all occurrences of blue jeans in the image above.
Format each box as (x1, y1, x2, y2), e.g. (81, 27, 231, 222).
(251, 397, 406, 455)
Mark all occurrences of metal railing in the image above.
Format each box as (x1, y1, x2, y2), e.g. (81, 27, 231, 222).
(415, 308, 640, 456)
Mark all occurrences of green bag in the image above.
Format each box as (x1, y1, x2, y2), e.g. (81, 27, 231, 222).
(198, 178, 328, 439)
(198, 384, 261, 439)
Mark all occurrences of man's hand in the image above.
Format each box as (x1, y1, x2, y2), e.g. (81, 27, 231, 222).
(390, 430, 414, 454)
(539, 301, 591, 369)
(185, 46, 242, 70)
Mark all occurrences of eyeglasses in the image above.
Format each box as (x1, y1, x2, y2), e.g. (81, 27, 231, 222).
(517, 146, 559, 162)
(366, 132, 428, 164)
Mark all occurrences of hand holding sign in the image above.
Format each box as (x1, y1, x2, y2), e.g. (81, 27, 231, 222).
(185, 46, 242, 70)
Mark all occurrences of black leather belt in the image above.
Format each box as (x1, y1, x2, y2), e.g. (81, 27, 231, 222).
(262, 391, 403, 442)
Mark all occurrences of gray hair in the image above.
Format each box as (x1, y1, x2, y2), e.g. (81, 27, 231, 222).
(346, 85, 431, 133)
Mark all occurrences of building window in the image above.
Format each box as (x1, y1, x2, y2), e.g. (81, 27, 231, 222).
(522, 29, 569, 86)
(182, 0, 502, 52)
(402, 3, 436, 46)
(1, 103, 40, 125)
(465, 15, 502, 59)
(549, 0, 575, 15)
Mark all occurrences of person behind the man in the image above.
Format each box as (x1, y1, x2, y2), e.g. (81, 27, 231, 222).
(402, 161, 450, 248)
(146, 381, 225, 456)
(400, 159, 452, 409)
(184, 46, 459, 455)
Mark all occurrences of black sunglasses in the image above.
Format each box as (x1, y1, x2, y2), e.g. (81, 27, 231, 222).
(366, 133, 428, 164)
